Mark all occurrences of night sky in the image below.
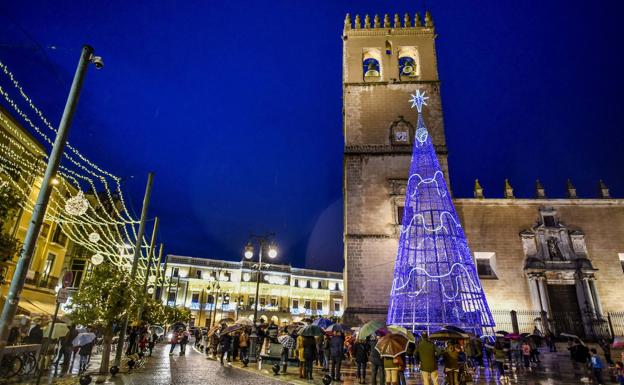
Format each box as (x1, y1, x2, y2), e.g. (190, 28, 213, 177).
(1, 1, 622, 272)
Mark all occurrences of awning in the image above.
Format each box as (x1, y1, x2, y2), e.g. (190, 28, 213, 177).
(0, 296, 62, 317)
(19, 299, 61, 316)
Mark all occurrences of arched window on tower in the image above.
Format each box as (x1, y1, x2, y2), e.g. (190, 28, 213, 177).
(398, 47, 420, 79)
(362, 48, 382, 81)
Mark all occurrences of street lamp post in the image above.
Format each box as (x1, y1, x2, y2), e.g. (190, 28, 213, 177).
(243, 235, 277, 361)
(0, 45, 102, 350)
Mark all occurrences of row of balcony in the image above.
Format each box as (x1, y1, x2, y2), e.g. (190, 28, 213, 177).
(166, 301, 343, 316)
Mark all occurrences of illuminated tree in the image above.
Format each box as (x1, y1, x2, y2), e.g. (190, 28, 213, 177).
(386, 91, 495, 335)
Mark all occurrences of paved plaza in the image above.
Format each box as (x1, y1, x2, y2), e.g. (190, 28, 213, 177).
(16, 341, 616, 385)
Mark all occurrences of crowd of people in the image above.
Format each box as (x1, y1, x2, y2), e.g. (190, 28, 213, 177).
(171, 319, 624, 385)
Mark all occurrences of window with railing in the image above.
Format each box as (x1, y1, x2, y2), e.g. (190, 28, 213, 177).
(51, 224, 67, 246)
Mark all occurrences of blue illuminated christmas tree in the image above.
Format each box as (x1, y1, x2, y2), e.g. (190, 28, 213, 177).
(386, 90, 495, 335)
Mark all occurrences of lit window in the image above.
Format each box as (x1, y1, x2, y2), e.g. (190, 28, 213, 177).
(42, 252, 55, 281)
(172, 267, 179, 277)
(333, 301, 341, 312)
(191, 293, 200, 303)
(474, 252, 497, 279)
(304, 300, 311, 310)
(195, 270, 202, 279)
(316, 301, 323, 311)
(270, 297, 278, 307)
(292, 299, 299, 308)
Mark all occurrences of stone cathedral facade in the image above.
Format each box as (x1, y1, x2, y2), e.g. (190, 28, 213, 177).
(342, 12, 624, 337)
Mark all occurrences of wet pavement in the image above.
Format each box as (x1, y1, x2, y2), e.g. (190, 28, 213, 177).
(14, 342, 619, 385)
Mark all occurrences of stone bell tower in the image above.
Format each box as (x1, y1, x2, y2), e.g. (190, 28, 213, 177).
(342, 11, 450, 324)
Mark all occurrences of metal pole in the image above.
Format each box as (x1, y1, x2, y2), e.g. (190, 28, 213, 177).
(113, 172, 154, 367)
(165, 261, 174, 307)
(35, 302, 60, 385)
(152, 244, 164, 300)
(138, 219, 159, 319)
(142, 217, 159, 292)
(252, 241, 263, 323)
(0, 45, 96, 351)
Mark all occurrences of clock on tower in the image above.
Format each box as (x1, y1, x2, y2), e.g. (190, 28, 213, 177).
(390, 117, 412, 145)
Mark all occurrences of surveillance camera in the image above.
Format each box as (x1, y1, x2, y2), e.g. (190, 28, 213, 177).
(90, 55, 104, 69)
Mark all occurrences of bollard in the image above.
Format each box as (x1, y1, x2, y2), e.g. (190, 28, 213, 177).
(109, 365, 119, 377)
(79, 374, 92, 385)
(510, 310, 519, 334)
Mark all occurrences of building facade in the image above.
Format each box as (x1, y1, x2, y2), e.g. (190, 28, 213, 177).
(342, 12, 624, 337)
(160, 255, 344, 327)
(0, 105, 73, 316)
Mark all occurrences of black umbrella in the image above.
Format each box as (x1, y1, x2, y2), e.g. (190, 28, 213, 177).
(444, 325, 468, 334)
(495, 330, 509, 335)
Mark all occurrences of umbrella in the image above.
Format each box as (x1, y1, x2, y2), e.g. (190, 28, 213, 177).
(560, 332, 581, 340)
(612, 336, 624, 349)
(358, 320, 385, 340)
(43, 323, 69, 340)
(387, 325, 416, 343)
(298, 325, 324, 337)
(207, 325, 221, 337)
(313, 318, 333, 329)
(149, 325, 164, 336)
(72, 332, 96, 347)
(444, 325, 468, 334)
(375, 333, 409, 357)
(429, 329, 470, 341)
(301, 318, 313, 324)
(278, 335, 296, 349)
(221, 318, 235, 325)
(285, 323, 304, 334)
(235, 318, 253, 327)
(495, 330, 509, 336)
(171, 321, 186, 329)
(325, 324, 345, 333)
(222, 324, 244, 335)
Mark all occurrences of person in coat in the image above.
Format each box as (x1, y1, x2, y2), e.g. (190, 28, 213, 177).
(78, 340, 94, 374)
(442, 342, 460, 385)
(353, 338, 370, 384)
(369, 336, 385, 385)
(330, 331, 345, 382)
(303, 335, 317, 381)
(169, 330, 180, 355)
(179, 329, 190, 355)
(219, 328, 232, 365)
(322, 334, 331, 372)
(239, 329, 249, 365)
(415, 333, 439, 385)
(27, 322, 43, 344)
(297, 334, 306, 378)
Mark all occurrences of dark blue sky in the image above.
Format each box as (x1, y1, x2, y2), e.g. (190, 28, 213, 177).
(1, 1, 622, 272)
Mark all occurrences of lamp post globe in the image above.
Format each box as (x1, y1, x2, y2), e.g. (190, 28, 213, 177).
(244, 242, 254, 259)
(268, 244, 277, 259)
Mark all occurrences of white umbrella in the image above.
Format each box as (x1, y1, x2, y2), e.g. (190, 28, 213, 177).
(43, 323, 69, 340)
(72, 332, 96, 347)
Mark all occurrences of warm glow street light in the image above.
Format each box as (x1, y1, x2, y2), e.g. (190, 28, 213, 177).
(243, 233, 277, 361)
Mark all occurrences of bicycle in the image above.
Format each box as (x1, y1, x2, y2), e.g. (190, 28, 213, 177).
(0, 354, 22, 378)
(17, 351, 37, 375)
